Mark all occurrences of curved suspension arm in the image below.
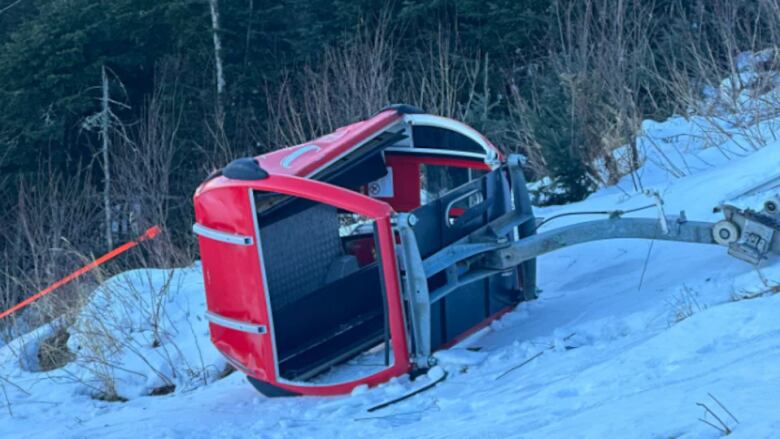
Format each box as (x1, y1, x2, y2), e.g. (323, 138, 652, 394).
(484, 216, 716, 270)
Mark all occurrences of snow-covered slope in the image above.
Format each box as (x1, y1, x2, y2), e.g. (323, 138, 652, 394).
(2, 67, 780, 438)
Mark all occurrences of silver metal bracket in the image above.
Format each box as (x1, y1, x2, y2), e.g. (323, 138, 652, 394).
(721, 204, 780, 264)
(394, 213, 432, 368)
(644, 189, 669, 235)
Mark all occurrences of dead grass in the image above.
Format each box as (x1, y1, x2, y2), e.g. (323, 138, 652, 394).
(730, 277, 780, 302)
(37, 325, 75, 372)
(665, 285, 706, 325)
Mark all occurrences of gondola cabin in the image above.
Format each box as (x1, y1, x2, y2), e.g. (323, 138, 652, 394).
(193, 105, 537, 396)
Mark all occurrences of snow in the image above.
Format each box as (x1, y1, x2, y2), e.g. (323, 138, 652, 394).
(63, 265, 227, 399)
(2, 57, 780, 437)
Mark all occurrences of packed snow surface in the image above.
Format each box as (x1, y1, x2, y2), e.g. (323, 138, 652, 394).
(2, 79, 780, 437)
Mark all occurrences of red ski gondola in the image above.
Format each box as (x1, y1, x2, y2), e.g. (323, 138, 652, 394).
(193, 105, 536, 396)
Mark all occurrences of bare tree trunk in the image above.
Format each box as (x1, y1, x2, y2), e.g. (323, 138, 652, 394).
(243, 0, 254, 69)
(101, 65, 112, 250)
(209, 0, 226, 119)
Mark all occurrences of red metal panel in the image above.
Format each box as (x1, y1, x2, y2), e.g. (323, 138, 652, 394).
(256, 110, 402, 178)
(193, 186, 275, 380)
(378, 153, 492, 212)
(380, 154, 421, 212)
(196, 175, 412, 396)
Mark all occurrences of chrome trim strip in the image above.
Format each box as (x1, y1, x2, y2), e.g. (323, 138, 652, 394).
(281, 144, 321, 168)
(192, 223, 253, 246)
(206, 311, 267, 334)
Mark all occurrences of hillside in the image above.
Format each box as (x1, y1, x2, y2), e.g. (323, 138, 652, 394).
(2, 69, 780, 438)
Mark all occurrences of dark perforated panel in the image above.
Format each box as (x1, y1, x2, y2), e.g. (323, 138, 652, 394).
(259, 203, 343, 310)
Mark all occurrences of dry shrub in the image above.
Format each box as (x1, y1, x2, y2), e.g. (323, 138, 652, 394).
(265, 10, 396, 147)
(64, 267, 214, 401)
(551, 0, 657, 188)
(666, 285, 705, 325)
(510, 0, 780, 199)
(1, 58, 195, 383)
(112, 59, 195, 269)
(499, 0, 660, 201)
(504, 81, 548, 180)
(731, 273, 780, 301)
(67, 271, 177, 401)
(57, 64, 206, 399)
(37, 324, 75, 371)
(0, 173, 101, 373)
(0, 170, 103, 341)
(400, 27, 490, 123)
(263, 17, 498, 160)
(660, 0, 780, 159)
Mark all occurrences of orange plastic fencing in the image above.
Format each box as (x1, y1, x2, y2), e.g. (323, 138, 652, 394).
(0, 225, 162, 320)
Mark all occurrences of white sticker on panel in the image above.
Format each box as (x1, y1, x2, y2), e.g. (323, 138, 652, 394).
(368, 167, 394, 198)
